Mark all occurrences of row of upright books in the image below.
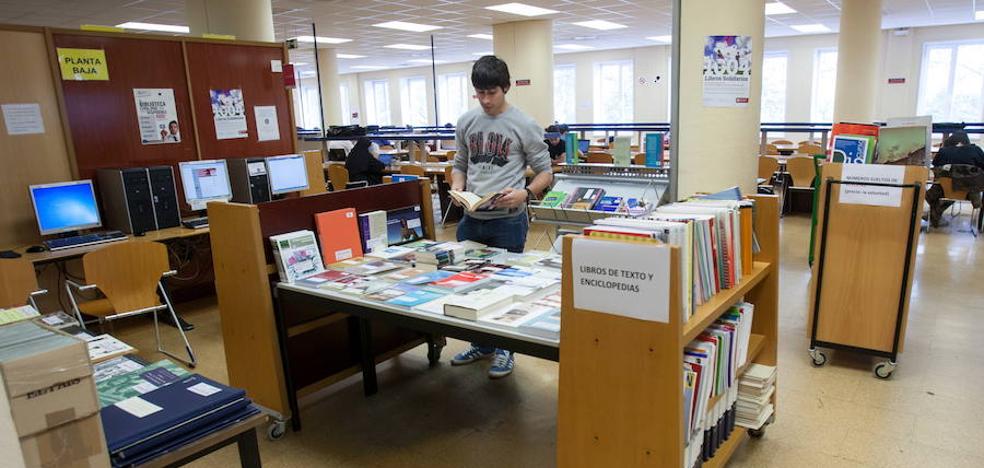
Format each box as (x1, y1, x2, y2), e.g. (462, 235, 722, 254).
(538, 187, 648, 215)
(683, 302, 756, 468)
(584, 196, 754, 321)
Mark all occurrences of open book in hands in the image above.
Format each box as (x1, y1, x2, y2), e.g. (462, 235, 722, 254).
(449, 190, 505, 212)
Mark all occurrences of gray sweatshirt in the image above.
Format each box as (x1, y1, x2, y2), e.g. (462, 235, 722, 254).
(453, 106, 551, 219)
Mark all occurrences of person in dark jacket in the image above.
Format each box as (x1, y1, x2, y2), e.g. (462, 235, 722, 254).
(926, 132, 984, 227)
(345, 138, 386, 186)
(544, 124, 568, 164)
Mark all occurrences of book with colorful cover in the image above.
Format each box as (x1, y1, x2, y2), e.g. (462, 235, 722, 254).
(645, 133, 664, 167)
(540, 190, 568, 208)
(314, 208, 363, 264)
(385, 287, 447, 308)
(402, 270, 455, 285)
(97, 359, 190, 407)
(270, 230, 325, 283)
(831, 134, 874, 164)
(427, 271, 490, 293)
(463, 247, 505, 260)
(612, 135, 631, 166)
(386, 205, 425, 245)
(296, 269, 355, 288)
(358, 210, 388, 253)
(592, 196, 624, 212)
(566, 187, 606, 210)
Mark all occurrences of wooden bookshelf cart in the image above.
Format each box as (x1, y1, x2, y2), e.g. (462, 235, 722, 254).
(556, 194, 779, 467)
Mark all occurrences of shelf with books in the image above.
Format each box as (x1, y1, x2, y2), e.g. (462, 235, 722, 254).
(530, 172, 669, 229)
(557, 194, 778, 468)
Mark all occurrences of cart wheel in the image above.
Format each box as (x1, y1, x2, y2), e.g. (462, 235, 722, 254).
(809, 349, 827, 367)
(427, 343, 444, 366)
(748, 427, 766, 438)
(874, 362, 895, 379)
(266, 420, 287, 441)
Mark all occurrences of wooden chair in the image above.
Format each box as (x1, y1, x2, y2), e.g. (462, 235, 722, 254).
(785, 156, 817, 213)
(327, 164, 349, 191)
(763, 144, 780, 156)
(798, 143, 824, 155)
(426, 156, 441, 163)
(586, 152, 614, 164)
(936, 176, 980, 233)
(772, 139, 793, 145)
(66, 241, 196, 366)
(0, 258, 46, 309)
(758, 156, 780, 185)
(797, 140, 820, 146)
(444, 150, 456, 161)
(632, 153, 646, 165)
(400, 164, 426, 177)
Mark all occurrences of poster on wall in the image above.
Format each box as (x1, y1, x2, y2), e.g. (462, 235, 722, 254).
(133, 88, 180, 144)
(253, 105, 281, 142)
(56, 48, 109, 81)
(209, 89, 248, 139)
(702, 35, 752, 107)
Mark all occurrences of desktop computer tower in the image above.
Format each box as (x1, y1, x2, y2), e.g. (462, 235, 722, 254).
(96, 168, 158, 234)
(228, 157, 271, 204)
(147, 166, 181, 229)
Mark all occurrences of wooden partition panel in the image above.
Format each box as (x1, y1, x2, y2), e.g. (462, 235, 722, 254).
(0, 28, 74, 247)
(184, 42, 294, 159)
(51, 33, 197, 179)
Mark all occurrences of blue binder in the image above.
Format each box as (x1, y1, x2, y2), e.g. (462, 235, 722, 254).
(101, 374, 251, 461)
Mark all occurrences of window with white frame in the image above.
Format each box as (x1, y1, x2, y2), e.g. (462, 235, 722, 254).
(761, 52, 788, 124)
(810, 48, 837, 123)
(554, 64, 576, 124)
(400, 76, 429, 126)
(363, 79, 391, 125)
(339, 83, 351, 125)
(437, 72, 470, 125)
(666, 55, 672, 122)
(292, 78, 322, 129)
(917, 40, 984, 123)
(593, 60, 634, 124)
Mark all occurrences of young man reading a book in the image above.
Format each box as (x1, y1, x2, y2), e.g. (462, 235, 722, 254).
(449, 55, 553, 379)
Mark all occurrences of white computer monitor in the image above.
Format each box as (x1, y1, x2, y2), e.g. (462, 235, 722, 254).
(178, 159, 233, 211)
(29, 180, 103, 236)
(265, 154, 309, 195)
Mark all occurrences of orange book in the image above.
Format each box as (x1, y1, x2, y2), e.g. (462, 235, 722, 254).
(314, 208, 363, 265)
(739, 205, 753, 275)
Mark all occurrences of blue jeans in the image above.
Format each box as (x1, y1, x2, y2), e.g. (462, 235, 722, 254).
(455, 212, 529, 253)
(456, 212, 528, 355)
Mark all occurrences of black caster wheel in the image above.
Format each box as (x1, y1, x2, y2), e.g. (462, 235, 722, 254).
(748, 427, 766, 438)
(874, 361, 895, 379)
(809, 349, 827, 367)
(267, 420, 287, 441)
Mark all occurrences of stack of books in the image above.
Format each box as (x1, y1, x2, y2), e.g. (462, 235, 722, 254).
(736, 363, 776, 430)
(413, 241, 467, 267)
(0, 305, 39, 326)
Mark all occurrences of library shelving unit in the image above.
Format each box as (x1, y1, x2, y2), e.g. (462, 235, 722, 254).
(556, 194, 779, 467)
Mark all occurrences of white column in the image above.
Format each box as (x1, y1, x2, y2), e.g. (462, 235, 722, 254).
(186, 0, 275, 42)
(493, 20, 554, 126)
(675, 0, 766, 198)
(832, 0, 883, 123)
(316, 48, 343, 127)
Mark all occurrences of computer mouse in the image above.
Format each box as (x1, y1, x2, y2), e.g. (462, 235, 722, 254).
(25, 245, 46, 253)
(0, 250, 22, 259)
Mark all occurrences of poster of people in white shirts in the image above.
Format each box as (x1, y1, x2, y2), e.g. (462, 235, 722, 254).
(702, 35, 752, 108)
(133, 88, 180, 144)
(209, 88, 248, 139)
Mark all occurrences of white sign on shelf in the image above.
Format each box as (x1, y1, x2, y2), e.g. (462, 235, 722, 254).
(570, 237, 670, 323)
(839, 164, 906, 207)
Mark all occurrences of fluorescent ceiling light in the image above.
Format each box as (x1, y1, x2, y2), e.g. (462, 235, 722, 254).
(555, 44, 594, 51)
(572, 20, 626, 31)
(468, 34, 494, 40)
(373, 21, 442, 32)
(294, 35, 352, 44)
(976, 10, 984, 21)
(764, 2, 796, 15)
(790, 23, 831, 33)
(116, 22, 189, 33)
(351, 65, 385, 70)
(336, 54, 366, 59)
(472, 51, 494, 56)
(485, 3, 558, 17)
(646, 35, 672, 43)
(407, 59, 447, 64)
(384, 44, 431, 50)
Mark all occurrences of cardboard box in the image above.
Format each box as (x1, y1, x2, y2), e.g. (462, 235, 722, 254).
(0, 324, 98, 438)
(19, 414, 109, 468)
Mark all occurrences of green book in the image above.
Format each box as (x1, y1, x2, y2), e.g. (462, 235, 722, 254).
(540, 191, 567, 208)
(96, 359, 190, 407)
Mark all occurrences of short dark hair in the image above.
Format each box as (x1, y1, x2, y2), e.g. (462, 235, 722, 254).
(471, 55, 511, 91)
(943, 131, 970, 148)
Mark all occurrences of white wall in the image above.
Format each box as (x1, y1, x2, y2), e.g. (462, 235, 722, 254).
(305, 21, 984, 128)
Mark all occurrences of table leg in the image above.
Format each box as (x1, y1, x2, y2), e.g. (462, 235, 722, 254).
(357, 318, 378, 396)
(237, 428, 261, 468)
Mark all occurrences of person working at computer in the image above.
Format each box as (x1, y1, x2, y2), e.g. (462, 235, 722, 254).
(544, 124, 568, 164)
(926, 131, 984, 227)
(345, 137, 386, 186)
(449, 55, 553, 379)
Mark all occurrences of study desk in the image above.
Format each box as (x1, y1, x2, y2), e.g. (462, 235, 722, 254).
(274, 282, 559, 430)
(10, 226, 210, 265)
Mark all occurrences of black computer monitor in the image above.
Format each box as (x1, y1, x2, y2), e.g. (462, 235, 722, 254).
(178, 159, 233, 211)
(265, 154, 309, 195)
(29, 180, 103, 236)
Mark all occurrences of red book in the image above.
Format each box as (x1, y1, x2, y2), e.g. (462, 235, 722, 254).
(314, 208, 364, 265)
(429, 271, 489, 292)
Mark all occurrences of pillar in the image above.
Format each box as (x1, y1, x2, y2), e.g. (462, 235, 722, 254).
(316, 48, 343, 127)
(186, 0, 275, 42)
(492, 20, 554, 126)
(674, 0, 766, 198)
(832, 0, 882, 123)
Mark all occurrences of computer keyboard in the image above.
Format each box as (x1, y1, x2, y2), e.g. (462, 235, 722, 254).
(44, 231, 127, 251)
(182, 217, 209, 229)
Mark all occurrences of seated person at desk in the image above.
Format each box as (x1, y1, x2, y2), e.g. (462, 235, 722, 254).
(345, 138, 386, 186)
(544, 124, 569, 164)
(926, 131, 984, 227)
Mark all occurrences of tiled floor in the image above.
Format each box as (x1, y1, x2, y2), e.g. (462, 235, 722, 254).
(109, 213, 984, 467)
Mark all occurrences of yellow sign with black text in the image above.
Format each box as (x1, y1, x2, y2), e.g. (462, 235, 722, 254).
(57, 48, 109, 81)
